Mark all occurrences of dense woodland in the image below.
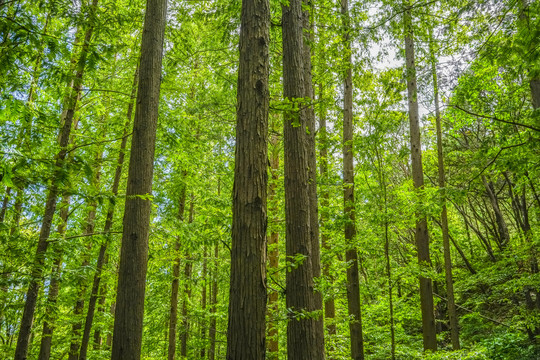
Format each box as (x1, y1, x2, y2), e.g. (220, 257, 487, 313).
(1, 0, 539, 359)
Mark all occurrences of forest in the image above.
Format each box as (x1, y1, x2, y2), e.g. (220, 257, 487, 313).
(1, 0, 539, 359)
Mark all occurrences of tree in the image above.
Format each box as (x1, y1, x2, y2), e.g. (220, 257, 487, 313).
(110, 0, 167, 357)
(226, 0, 270, 356)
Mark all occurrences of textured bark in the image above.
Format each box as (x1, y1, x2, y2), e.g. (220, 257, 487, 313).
(403, 0, 437, 352)
(79, 64, 138, 360)
(168, 179, 187, 360)
(37, 195, 70, 360)
(342, 0, 363, 358)
(226, 0, 269, 357)
(14, 3, 97, 355)
(282, 0, 323, 357)
(430, 32, 460, 349)
(110, 0, 167, 357)
(302, 2, 324, 349)
(208, 242, 219, 360)
(267, 132, 279, 358)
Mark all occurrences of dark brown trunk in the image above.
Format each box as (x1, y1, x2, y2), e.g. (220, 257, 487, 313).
(168, 180, 187, 360)
(267, 132, 280, 358)
(110, 0, 167, 357)
(226, 0, 269, 357)
(482, 176, 510, 248)
(282, 0, 323, 357)
(342, 0, 363, 358)
(38, 195, 70, 360)
(14, 6, 97, 355)
(403, 0, 437, 351)
(79, 64, 138, 360)
(430, 30, 460, 350)
(0, 187, 11, 224)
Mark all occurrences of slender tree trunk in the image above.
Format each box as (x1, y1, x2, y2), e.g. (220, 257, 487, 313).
(341, 0, 363, 358)
(267, 131, 280, 358)
(226, 0, 269, 356)
(209, 242, 219, 360)
(318, 82, 336, 339)
(402, 0, 437, 351)
(0, 187, 11, 224)
(200, 246, 207, 358)
(282, 0, 323, 357)
(79, 64, 138, 360)
(482, 176, 510, 247)
(110, 0, 167, 357)
(430, 29, 460, 350)
(13, 4, 97, 354)
(180, 195, 195, 358)
(37, 195, 70, 360)
(168, 178, 187, 360)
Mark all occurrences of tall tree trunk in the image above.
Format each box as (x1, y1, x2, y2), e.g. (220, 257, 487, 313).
(341, 0, 363, 358)
(226, 0, 269, 356)
(282, 0, 323, 357)
(168, 178, 187, 360)
(0, 187, 11, 224)
(13, 4, 97, 353)
(180, 195, 195, 358)
(318, 82, 336, 351)
(110, 0, 167, 357)
(267, 131, 280, 358)
(402, 0, 437, 351)
(79, 64, 138, 360)
(37, 195, 70, 360)
(209, 241, 219, 360)
(200, 246, 207, 359)
(302, 1, 324, 350)
(481, 176, 510, 248)
(430, 29, 460, 350)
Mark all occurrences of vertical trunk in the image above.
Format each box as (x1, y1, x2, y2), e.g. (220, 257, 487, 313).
(110, 0, 167, 357)
(200, 246, 207, 359)
(79, 64, 138, 360)
(341, 0, 363, 358)
(0, 187, 11, 224)
(13, 2, 98, 356)
(402, 0, 437, 352)
(226, 0, 269, 356)
(180, 195, 195, 358)
(209, 242, 219, 360)
(481, 176, 510, 248)
(267, 132, 280, 358)
(430, 29, 460, 350)
(37, 195, 71, 360)
(168, 180, 187, 360)
(282, 0, 323, 357)
(384, 222, 396, 360)
(302, 1, 324, 349)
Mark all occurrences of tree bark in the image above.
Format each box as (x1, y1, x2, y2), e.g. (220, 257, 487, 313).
(78, 64, 138, 360)
(341, 0, 364, 358)
(209, 242, 219, 360)
(481, 176, 510, 248)
(403, 0, 437, 352)
(282, 0, 323, 357)
(226, 0, 269, 357)
(168, 178, 187, 360)
(430, 29, 460, 350)
(14, 2, 98, 354)
(110, 0, 167, 357)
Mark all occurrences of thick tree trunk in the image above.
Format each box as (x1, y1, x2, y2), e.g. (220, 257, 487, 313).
(168, 179, 187, 360)
(79, 64, 138, 360)
(430, 33, 460, 349)
(37, 195, 70, 360)
(341, 0, 364, 358)
(226, 0, 269, 357)
(13, 5, 97, 354)
(403, 0, 437, 352)
(267, 132, 279, 358)
(302, 2, 324, 350)
(110, 0, 167, 357)
(282, 0, 323, 357)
